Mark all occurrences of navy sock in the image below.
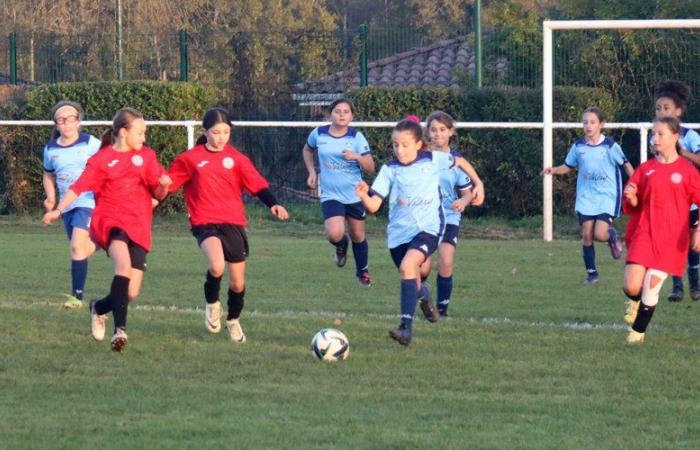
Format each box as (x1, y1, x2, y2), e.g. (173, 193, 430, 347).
(352, 240, 369, 277)
(400, 279, 418, 329)
(436, 275, 453, 313)
(672, 276, 684, 290)
(632, 302, 656, 333)
(418, 283, 429, 301)
(71, 258, 88, 300)
(227, 288, 245, 320)
(109, 275, 130, 330)
(688, 251, 699, 287)
(204, 271, 223, 304)
(330, 235, 349, 250)
(608, 226, 618, 243)
(582, 245, 597, 274)
(94, 295, 112, 315)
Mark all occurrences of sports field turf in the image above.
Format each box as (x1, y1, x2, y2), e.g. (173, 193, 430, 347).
(2, 213, 700, 449)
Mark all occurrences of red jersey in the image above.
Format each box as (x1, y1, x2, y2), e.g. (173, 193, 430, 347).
(167, 144, 270, 226)
(624, 157, 700, 275)
(70, 145, 166, 251)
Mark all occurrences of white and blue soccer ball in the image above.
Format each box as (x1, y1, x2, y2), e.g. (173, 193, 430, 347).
(311, 328, 350, 362)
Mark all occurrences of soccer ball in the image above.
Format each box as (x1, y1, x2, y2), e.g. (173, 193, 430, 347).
(311, 328, 350, 362)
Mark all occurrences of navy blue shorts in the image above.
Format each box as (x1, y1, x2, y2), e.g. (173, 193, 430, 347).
(321, 200, 366, 221)
(577, 212, 614, 226)
(107, 228, 148, 271)
(690, 209, 699, 229)
(192, 223, 249, 263)
(389, 232, 439, 269)
(61, 207, 92, 239)
(440, 224, 460, 247)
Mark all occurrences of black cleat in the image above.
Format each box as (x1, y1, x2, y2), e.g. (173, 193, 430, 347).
(335, 242, 348, 267)
(389, 324, 412, 346)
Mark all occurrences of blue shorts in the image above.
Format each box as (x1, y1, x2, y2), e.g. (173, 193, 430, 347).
(577, 212, 614, 226)
(690, 209, 699, 229)
(440, 224, 460, 247)
(389, 232, 439, 269)
(61, 207, 92, 239)
(321, 200, 366, 221)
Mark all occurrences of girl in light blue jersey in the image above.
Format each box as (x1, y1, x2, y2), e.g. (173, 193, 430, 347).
(653, 81, 700, 302)
(356, 119, 476, 346)
(541, 107, 634, 285)
(302, 99, 375, 286)
(42, 100, 101, 308)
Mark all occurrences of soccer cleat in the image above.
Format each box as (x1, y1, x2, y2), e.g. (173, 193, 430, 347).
(584, 272, 599, 285)
(205, 301, 222, 333)
(667, 283, 684, 302)
(623, 300, 639, 325)
(335, 241, 348, 268)
(110, 327, 128, 352)
(689, 272, 700, 301)
(389, 324, 412, 345)
(62, 294, 83, 309)
(358, 271, 372, 287)
(691, 288, 700, 302)
(626, 329, 645, 344)
(417, 283, 440, 323)
(226, 318, 246, 343)
(89, 300, 107, 341)
(607, 228, 623, 260)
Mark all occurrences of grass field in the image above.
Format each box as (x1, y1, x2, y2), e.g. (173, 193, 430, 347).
(2, 212, 700, 449)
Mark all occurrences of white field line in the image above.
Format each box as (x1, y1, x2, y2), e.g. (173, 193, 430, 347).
(0, 300, 668, 332)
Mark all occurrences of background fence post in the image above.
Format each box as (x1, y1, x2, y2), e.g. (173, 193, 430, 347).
(359, 24, 368, 87)
(179, 29, 188, 82)
(9, 32, 17, 85)
(474, 0, 482, 88)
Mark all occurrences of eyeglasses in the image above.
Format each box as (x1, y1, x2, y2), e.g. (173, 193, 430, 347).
(55, 115, 79, 125)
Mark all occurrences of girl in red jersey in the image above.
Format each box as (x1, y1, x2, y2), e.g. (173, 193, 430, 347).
(167, 107, 288, 343)
(43, 107, 172, 352)
(622, 117, 700, 344)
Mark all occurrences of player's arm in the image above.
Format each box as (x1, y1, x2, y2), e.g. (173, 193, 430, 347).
(622, 161, 634, 177)
(540, 164, 572, 176)
(42, 171, 57, 212)
(680, 148, 700, 168)
(453, 157, 484, 206)
(451, 187, 474, 213)
(343, 151, 375, 174)
(302, 144, 318, 189)
(43, 189, 79, 225)
(356, 181, 382, 214)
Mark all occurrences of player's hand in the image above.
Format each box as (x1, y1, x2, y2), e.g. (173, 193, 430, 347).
(158, 174, 172, 187)
(42, 209, 60, 226)
(355, 181, 369, 198)
(540, 167, 554, 176)
(342, 149, 359, 161)
(43, 197, 56, 212)
(624, 183, 637, 199)
(151, 198, 160, 208)
(307, 172, 317, 189)
(471, 183, 485, 206)
(271, 205, 289, 220)
(451, 198, 469, 213)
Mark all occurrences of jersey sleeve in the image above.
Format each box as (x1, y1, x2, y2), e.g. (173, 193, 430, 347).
(609, 143, 627, 166)
(688, 165, 700, 206)
(42, 146, 54, 172)
(236, 152, 270, 195)
(623, 166, 643, 214)
(564, 144, 578, 168)
(369, 164, 394, 199)
(306, 128, 319, 150)
(686, 130, 700, 153)
(167, 152, 192, 193)
(70, 152, 104, 195)
(354, 131, 371, 156)
(144, 151, 167, 191)
(455, 167, 474, 191)
(87, 135, 102, 156)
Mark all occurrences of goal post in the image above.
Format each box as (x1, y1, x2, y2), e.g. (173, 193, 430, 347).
(542, 19, 700, 241)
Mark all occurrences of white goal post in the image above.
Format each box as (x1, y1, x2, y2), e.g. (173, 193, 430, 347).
(542, 19, 700, 241)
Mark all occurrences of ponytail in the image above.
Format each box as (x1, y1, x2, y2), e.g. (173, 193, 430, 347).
(195, 135, 207, 146)
(101, 126, 114, 149)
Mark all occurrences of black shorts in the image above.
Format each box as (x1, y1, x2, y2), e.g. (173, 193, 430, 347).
(389, 232, 439, 269)
(577, 213, 615, 226)
(192, 224, 249, 263)
(690, 209, 699, 229)
(107, 228, 148, 271)
(321, 200, 366, 221)
(440, 224, 460, 247)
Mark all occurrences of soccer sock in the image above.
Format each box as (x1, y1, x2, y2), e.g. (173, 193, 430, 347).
(330, 235, 349, 250)
(418, 283, 429, 302)
(623, 289, 642, 302)
(352, 240, 369, 277)
(436, 275, 453, 313)
(688, 251, 700, 288)
(582, 245, 597, 274)
(607, 226, 618, 243)
(400, 279, 418, 329)
(71, 258, 88, 300)
(672, 276, 684, 290)
(109, 275, 130, 330)
(94, 295, 112, 315)
(631, 302, 656, 333)
(204, 271, 223, 304)
(227, 288, 245, 320)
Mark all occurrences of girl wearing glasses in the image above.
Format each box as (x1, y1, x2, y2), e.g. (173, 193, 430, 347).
(42, 100, 102, 309)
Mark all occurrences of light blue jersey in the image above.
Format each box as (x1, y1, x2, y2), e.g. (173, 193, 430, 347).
(43, 133, 101, 212)
(307, 125, 371, 204)
(439, 149, 473, 226)
(648, 126, 700, 153)
(564, 136, 626, 217)
(370, 151, 454, 248)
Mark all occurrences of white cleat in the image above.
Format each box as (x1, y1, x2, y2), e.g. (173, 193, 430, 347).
(626, 329, 645, 344)
(205, 301, 222, 333)
(623, 300, 639, 325)
(90, 300, 107, 341)
(110, 328, 128, 352)
(226, 318, 246, 343)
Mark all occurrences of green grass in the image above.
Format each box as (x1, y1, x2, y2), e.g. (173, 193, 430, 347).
(2, 217, 700, 449)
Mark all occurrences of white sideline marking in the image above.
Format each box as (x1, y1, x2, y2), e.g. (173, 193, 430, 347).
(0, 300, 651, 332)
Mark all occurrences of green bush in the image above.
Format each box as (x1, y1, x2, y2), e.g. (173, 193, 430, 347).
(348, 86, 622, 217)
(1, 81, 217, 214)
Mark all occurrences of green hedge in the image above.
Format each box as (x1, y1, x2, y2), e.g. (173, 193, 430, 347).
(1, 81, 217, 214)
(348, 86, 622, 218)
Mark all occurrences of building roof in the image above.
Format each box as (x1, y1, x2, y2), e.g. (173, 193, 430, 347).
(296, 36, 475, 94)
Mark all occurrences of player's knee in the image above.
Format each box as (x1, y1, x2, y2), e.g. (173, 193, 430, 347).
(641, 269, 668, 307)
(622, 287, 641, 301)
(208, 264, 225, 279)
(229, 280, 245, 293)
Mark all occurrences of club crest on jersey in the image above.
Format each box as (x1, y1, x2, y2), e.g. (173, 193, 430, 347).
(223, 157, 234, 169)
(131, 155, 143, 167)
(671, 172, 683, 184)
(420, 165, 431, 173)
